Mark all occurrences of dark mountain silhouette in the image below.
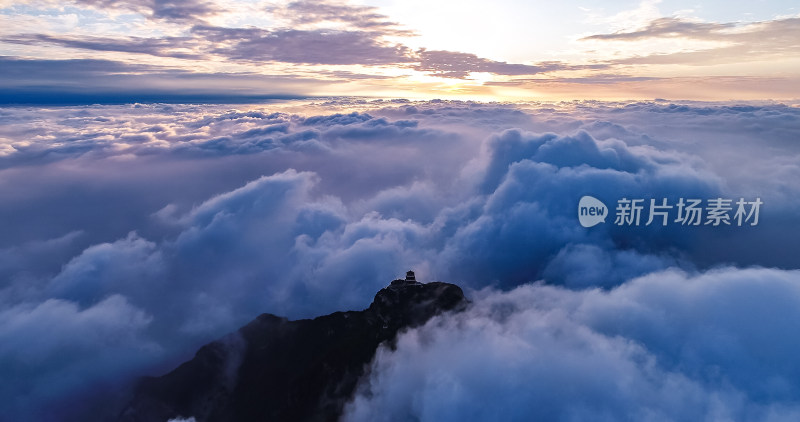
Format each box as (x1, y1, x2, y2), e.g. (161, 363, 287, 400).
(118, 274, 467, 422)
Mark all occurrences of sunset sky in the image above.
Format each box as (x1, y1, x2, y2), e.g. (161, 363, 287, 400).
(1, 0, 799, 101)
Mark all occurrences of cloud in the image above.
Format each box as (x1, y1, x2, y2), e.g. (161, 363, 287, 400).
(582, 17, 735, 41)
(412, 50, 598, 79)
(49, 232, 165, 308)
(583, 17, 800, 66)
(344, 267, 800, 422)
(269, 0, 411, 35)
(0, 230, 84, 283)
(1, 15, 570, 81)
(542, 243, 678, 288)
(0, 100, 798, 419)
(75, 0, 221, 22)
(436, 127, 720, 287)
(0, 0, 797, 99)
(486, 74, 659, 86)
(2, 27, 417, 68)
(2, 33, 203, 59)
(0, 294, 159, 420)
(192, 25, 413, 66)
(0, 57, 317, 104)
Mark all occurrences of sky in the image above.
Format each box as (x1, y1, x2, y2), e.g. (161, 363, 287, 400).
(1, 1, 800, 422)
(1, 0, 799, 101)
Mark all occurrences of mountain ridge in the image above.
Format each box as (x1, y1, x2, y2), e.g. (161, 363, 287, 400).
(118, 277, 468, 422)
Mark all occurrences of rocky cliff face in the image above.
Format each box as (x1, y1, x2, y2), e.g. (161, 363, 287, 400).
(118, 279, 467, 422)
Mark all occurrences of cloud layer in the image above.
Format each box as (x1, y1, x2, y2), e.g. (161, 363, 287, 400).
(345, 267, 800, 422)
(0, 100, 798, 419)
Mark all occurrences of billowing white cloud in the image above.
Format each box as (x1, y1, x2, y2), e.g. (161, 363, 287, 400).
(0, 295, 158, 420)
(345, 267, 800, 422)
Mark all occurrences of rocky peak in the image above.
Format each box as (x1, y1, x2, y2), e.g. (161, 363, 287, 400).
(369, 280, 467, 329)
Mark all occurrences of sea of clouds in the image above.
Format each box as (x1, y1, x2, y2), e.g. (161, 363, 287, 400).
(0, 99, 798, 420)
